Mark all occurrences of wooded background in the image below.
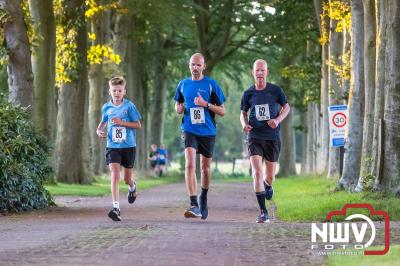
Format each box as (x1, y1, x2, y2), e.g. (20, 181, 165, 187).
(0, 0, 398, 196)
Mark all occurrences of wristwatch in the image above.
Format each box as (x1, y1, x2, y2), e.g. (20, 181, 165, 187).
(207, 102, 211, 109)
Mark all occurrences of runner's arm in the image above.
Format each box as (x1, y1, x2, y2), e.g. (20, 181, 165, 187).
(111, 118, 141, 129)
(240, 111, 252, 133)
(175, 102, 185, 114)
(276, 103, 290, 123)
(208, 103, 225, 116)
(267, 103, 290, 129)
(96, 122, 107, 138)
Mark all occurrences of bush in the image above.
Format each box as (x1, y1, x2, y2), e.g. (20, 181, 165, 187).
(0, 96, 53, 213)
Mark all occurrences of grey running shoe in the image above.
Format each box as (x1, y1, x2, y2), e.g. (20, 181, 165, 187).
(184, 206, 202, 218)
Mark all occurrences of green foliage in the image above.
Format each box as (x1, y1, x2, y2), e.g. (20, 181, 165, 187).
(0, 96, 53, 213)
(0, 65, 8, 94)
(281, 54, 321, 110)
(320, 0, 351, 46)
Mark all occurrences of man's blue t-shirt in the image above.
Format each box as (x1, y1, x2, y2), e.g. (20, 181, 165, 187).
(101, 99, 142, 148)
(173, 76, 226, 136)
(240, 83, 288, 141)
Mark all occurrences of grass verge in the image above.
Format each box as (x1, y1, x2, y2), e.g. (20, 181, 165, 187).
(271, 175, 400, 222)
(327, 245, 400, 266)
(45, 175, 182, 196)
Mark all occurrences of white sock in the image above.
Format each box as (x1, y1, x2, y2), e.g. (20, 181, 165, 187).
(129, 182, 136, 192)
(113, 201, 120, 209)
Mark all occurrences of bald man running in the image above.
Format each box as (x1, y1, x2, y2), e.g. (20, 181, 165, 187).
(240, 59, 290, 223)
(174, 53, 226, 220)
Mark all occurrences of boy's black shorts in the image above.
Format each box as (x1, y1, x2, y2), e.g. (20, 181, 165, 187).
(182, 132, 215, 158)
(248, 138, 281, 162)
(106, 147, 136, 168)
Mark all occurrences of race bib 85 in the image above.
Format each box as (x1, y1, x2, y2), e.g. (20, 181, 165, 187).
(112, 126, 126, 143)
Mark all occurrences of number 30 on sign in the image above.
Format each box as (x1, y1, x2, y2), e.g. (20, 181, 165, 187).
(328, 105, 348, 147)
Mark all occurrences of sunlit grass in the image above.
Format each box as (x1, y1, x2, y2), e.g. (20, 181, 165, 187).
(327, 245, 400, 266)
(272, 175, 400, 221)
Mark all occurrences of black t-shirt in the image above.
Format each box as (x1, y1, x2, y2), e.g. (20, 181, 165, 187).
(240, 83, 288, 141)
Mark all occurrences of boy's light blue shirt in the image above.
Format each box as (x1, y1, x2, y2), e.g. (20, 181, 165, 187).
(101, 99, 141, 148)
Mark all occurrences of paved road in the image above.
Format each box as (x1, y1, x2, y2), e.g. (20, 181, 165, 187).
(0, 181, 334, 265)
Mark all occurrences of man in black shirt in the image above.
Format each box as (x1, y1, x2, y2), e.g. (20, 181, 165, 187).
(240, 59, 290, 223)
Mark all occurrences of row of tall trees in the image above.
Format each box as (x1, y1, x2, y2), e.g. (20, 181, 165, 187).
(1, 0, 319, 183)
(6, 0, 397, 196)
(341, 0, 399, 194)
(309, 0, 399, 194)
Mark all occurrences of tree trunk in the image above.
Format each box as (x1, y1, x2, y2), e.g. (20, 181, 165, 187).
(29, 0, 56, 140)
(278, 109, 297, 176)
(0, 0, 33, 109)
(278, 72, 296, 176)
(355, 0, 376, 191)
(327, 13, 344, 178)
(341, 29, 351, 100)
(339, 0, 365, 189)
(300, 110, 309, 174)
(126, 17, 147, 170)
(113, 0, 128, 72)
(314, 0, 329, 175)
(55, 0, 89, 183)
(304, 103, 320, 173)
(381, 0, 400, 194)
(88, 63, 103, 175)
(318, 34, 330, 174)
(82, 78, 92, 184)
(371, 0, 387, 190)
(88, 4, 110, 175)
(150, 54, 168, 146)
(312, 103, 320, 172)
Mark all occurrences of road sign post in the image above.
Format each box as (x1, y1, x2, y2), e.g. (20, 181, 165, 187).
(328, 105, 348, 175)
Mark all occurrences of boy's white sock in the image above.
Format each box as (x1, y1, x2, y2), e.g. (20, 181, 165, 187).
(112, 201, 120, 209)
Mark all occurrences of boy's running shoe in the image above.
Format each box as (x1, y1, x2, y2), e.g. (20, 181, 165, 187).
(128, 183, 137, 204)
(108, 208, 121, 222)
(184, 206, 202, 218)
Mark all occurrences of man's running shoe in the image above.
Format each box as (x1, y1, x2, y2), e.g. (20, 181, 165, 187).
(184, 206, 202, 218)
(108, 208, 121, 222)
(128, 183, 137, 204)
(256, 211, 269, 223)
(199, 194, 208, 220)
(264, 181, 274, 200)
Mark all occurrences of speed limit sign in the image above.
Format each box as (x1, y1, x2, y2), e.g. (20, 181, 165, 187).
(328, 105, 348, 147)
(332, 112, 347, 128)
